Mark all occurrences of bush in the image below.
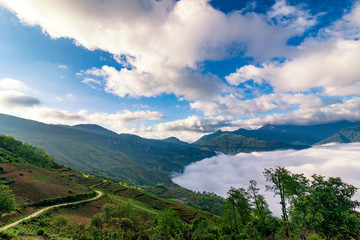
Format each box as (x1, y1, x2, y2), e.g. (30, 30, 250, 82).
(33, 191, 96, 207)
(0, 231, 19, 240)
(37, 228, 45, 235)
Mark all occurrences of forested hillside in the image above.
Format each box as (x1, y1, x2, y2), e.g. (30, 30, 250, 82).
(195, 132, 307, 154)
(0, 136, 220, 239)
(195, 121, 360, 155)
(0, 114, 214, 185)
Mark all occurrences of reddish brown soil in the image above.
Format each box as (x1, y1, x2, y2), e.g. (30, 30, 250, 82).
(53, 198, 108, 224)
(0, 163, 89, 203)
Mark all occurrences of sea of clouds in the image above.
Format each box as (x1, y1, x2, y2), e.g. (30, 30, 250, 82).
(172, 143, 360, 216)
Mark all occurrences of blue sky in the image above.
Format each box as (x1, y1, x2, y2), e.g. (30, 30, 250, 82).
(0, 0, 359, 142)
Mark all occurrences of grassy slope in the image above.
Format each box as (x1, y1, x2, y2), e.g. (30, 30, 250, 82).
(0, 136, 217, 234)
(143, 184, 226, 216)
(95, 181, 217, 224)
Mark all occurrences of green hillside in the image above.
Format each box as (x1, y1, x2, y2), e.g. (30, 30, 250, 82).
(1, 136, 359, 240)
(0, 114, 173, 186)
(194, 121, 360, 154)
(231, 121, 360, 145)
(70, 124, 215, 172)
(195, 132, 308, 154)
(0, 136, 221, 240)
(315, 125, 360, 145)
(0, 114, 214, 179)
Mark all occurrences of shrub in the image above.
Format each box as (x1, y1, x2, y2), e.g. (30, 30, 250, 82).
(37, 228, 45, 235)
(33, 191, 96, 207)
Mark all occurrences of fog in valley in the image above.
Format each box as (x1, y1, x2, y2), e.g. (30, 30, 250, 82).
(173, 143, 360, 216)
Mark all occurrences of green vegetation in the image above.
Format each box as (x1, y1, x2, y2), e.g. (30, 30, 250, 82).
(1, 121, 360, 239)
(316, 125, 360, 145)
(0, 135, 61, 169)
(33, 191, 96, 207)
(0, 184, 16, 216)
(0, 113, 213, 185)
(195, 132, 307, 154)
(143, 183, 226, 216)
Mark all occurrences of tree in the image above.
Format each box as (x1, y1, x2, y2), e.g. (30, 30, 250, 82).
(0, 184, 15, 216)
(263, 167, 308, 222)
(153, 208, 185, 240)
(291, 175, 360, 239)
(191, 216, 219, 240)
(248, 180, 271, 219)
(263, 167, 308, 237)
(225, 187, 252, 238)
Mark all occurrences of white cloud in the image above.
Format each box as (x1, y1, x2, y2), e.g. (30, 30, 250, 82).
(81, 77, 102, 90)
(225, 65, 263, 86)
(0, 89, 165, 133)
(58, 64, 68, 69)
(226, 39, 360, 96)
(55, 93, 76, 103)
(172, 143, 360, 216)
(226, 0, 360, 97)
(85, 110, 165, 130)
(231, 97, 360, 129)
(190, 93, 323, 116)
(155, 115, 233, 133)
(0, 90, 40, 107)
(267, 0, 317, 34)
(0, 78, 29, 90)
(0, 0, 310, 100)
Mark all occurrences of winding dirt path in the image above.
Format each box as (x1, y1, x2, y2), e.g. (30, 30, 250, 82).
(0, 190, 103, 231)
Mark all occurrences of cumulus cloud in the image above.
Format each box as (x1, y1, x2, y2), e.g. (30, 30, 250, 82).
(85, 110, 165, 130)
(155, 115, 233, 133)
(231, 97, 360, 128)
(0, 90, 40, 107)
(0, 78, 29, 90)
(172, 143, 360, 216)
(0, 89, 164, 133)
(0, 0, 312, 101)
(226, 39, 360, 96)
(267, 0, 317, 33)
(226, 0, 360, 97)
(36, 107, 85, 121)
(82, 66, 225, 100)
(190, 93, 323, 116)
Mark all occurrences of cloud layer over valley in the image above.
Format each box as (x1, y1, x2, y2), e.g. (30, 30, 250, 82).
(172, 143, 360, 216)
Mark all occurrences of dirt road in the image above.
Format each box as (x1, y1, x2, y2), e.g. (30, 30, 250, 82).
(0, 190, 103, 231)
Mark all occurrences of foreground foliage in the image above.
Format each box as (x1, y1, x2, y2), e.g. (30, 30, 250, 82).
(5, 168, 359, 240)
(1, 135, 359, 239)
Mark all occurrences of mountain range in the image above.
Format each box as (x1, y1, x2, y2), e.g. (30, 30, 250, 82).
(195, 120, 360, 154)
(0, 113, 214, 185)
(0, 113, 360, 185)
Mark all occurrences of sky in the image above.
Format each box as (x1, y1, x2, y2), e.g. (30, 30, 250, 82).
(172, 142, 360, 216)
(0, 0, 360, 142)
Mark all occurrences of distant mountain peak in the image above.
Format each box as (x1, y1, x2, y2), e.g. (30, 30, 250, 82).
(259, 124, 276, 131)
(71, 124, 119, 137)
(163, 136, 181, 142)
